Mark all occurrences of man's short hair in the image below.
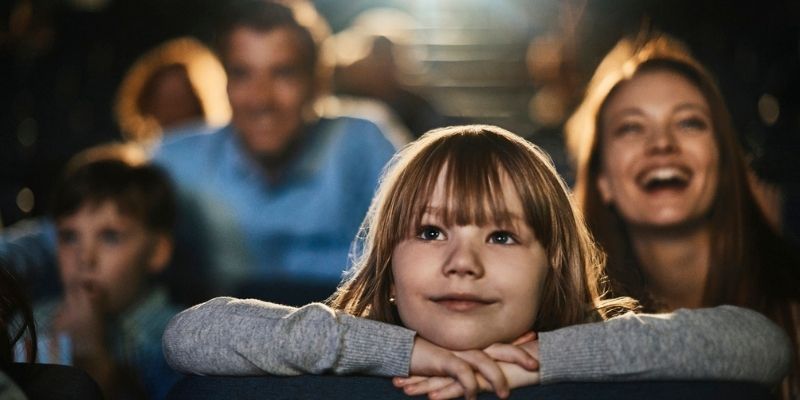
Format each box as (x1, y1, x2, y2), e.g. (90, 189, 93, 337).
(213, 0, 318, 74)
(50, 153, 176, 234)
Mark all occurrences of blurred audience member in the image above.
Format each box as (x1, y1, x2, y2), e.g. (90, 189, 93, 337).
(2, 259, 103, 400)
(565, 34, 799, 398)
(0, 145, 147, 299)
(27, 147, 180, 399)
(152, 0, 397, 303)
(314, 94, 412, 149)
(524, 34, 582, 182)
(326, 8, 447, 138)
(1, 261, 35, 400)
(114, 37, 231, 146)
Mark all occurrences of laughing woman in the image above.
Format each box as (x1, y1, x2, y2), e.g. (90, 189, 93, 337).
(564, 34, 800, 398)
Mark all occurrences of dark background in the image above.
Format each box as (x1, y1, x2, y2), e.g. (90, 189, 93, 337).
(2, 0, 798, 237)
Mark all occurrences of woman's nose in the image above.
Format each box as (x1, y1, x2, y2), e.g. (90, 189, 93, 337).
(646, 124, 679, 154)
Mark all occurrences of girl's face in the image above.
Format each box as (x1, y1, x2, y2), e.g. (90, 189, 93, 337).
(597, 69, 719, 229)
(391, 168, 549, 350)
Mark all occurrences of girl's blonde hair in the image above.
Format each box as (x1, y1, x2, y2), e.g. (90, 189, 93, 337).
(329, 125, 635, 332)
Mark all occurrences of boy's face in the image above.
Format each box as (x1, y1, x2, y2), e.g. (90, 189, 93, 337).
(56, 201, 169, 315)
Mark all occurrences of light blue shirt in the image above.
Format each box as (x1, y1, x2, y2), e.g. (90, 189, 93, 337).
(152, 117, 397, 295)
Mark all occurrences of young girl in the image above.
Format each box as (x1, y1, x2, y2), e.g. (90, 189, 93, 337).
(164, 125, 790, 399)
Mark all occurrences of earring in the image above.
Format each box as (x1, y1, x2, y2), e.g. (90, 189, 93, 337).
(389, 296, 396, 305)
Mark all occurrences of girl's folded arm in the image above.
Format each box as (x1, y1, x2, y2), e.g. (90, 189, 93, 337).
(161, 296, 415, 377)
(538, 305, 791, 386)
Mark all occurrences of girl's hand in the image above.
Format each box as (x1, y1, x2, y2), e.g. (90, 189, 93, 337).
(395, 360, 541, 399)
(511, 331, 537, 346)
(415, 360, 540, 399)
(407, 336, 511, 400)
(394, 375, 486, 399)
(397, 336, 541, 399)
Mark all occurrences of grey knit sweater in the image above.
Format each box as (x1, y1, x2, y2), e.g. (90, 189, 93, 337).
(162, 297, 790, 386)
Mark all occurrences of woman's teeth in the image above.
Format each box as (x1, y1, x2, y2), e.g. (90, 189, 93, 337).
(639, 167, 690, 191)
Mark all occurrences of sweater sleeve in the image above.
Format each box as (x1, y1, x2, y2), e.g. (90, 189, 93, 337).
(162, 297, 415, 377)
(538, 305, 792, 386)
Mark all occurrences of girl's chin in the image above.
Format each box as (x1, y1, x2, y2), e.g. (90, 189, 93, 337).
(427, 333, 499, 351)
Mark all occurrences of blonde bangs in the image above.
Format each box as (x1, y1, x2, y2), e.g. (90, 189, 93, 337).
(390, 135, 520, 243)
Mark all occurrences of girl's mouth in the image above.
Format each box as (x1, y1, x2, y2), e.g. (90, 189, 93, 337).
(430, 294, 497, 312)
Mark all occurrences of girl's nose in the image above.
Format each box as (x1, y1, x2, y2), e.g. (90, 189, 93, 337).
(442, 240, 484, 278)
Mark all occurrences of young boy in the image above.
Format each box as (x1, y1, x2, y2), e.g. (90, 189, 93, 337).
(32, 144, 181, 399)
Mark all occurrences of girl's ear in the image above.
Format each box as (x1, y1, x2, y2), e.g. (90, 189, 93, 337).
(147, 234, 173, 274)
(596, 172, 614, 204)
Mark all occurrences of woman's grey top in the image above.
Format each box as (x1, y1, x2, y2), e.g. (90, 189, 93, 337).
(162, 297, 791, 385)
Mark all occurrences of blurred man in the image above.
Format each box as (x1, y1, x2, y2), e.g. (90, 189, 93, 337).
(153, 0, 397, 303)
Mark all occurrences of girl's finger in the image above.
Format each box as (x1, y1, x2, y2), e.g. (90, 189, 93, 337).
(392, 376, 429, 387)
(484, 343, 539, 371)
(511, 331, 537, 345)
(428, 381, 464, 400)
(453, 350, 509, 399)
(440, 357, 479, 400)
(401, 377, 455, 396)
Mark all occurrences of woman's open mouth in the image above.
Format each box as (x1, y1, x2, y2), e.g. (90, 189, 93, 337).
(636, 166, 691, 194)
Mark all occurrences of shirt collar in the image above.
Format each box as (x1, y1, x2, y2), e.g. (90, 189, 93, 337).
(223, 120, 330, 186)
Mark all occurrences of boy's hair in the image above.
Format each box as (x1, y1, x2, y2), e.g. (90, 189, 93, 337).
(329, 125, 635, 332)
(49, 144, 176, 233)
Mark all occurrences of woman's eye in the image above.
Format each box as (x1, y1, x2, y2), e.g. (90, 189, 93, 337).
(614, 122, 644, 136)
(488, 231, 517, 245)
(417, 226, 445, 241)
(677, 117, 708, 131)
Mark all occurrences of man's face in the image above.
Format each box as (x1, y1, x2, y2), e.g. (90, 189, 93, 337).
(224, 26, 316, 159)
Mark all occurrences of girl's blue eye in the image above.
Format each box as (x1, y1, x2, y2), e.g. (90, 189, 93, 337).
(417, 226, 444, 241)
(488, 231, 517, 245)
